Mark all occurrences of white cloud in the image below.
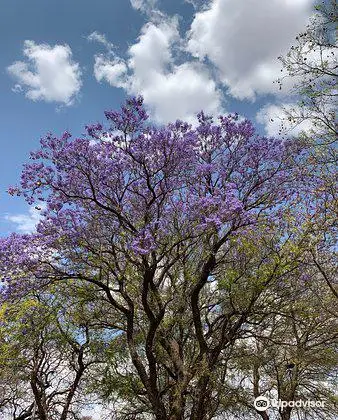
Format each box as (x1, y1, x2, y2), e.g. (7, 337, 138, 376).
(184, 0, 205, 9)
(7, 41, 82, 105)
(89, 32, 126, 88)
(130, 0, 158, 13)
(5, 206, 44, 234)
(129, 19, 179, 75)
(132, 62, 222, 124)
(92, 18, 223, 123)
(256, 103, 313, 137)
(186, 0, 314, 100)
(87, 31, 115, 51)
(94, 55, 128, 88)
(92, 0, 317, 122)
(11, 83, 23, 93)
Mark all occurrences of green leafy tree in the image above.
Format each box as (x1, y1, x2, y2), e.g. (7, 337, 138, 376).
(277, 0, 337, 150)
(0, 286, 105, 420)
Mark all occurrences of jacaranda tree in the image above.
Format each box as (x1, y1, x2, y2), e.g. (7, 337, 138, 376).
(1, 97, 334, 420)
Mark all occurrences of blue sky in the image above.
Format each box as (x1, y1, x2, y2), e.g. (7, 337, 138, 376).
(0, 0, 315, 236)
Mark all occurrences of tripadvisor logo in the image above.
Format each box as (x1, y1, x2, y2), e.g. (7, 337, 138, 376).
(254, 396, 325, 412)
(254, 396, 270, 411)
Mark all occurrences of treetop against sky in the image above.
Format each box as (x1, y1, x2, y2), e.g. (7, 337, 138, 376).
(0, 0, 325, 235)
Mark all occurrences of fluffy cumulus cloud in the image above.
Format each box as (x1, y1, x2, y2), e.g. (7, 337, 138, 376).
(7, 41, 82, 105)
(91, 18, 222, 123)
(256, 103, 313, 137)
(186, 0, 314, 100)
(5, 206, 44, 234)
(91, 0, 317, 121)
(94, 55, 128, 88)
(132, 61, 222, 124)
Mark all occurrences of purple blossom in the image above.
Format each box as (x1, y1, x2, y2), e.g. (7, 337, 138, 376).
(0, 96, 308, 299)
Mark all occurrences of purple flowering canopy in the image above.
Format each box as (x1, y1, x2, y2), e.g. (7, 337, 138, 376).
(0, 96, 312, 419)
(2, 97, 302, 288)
